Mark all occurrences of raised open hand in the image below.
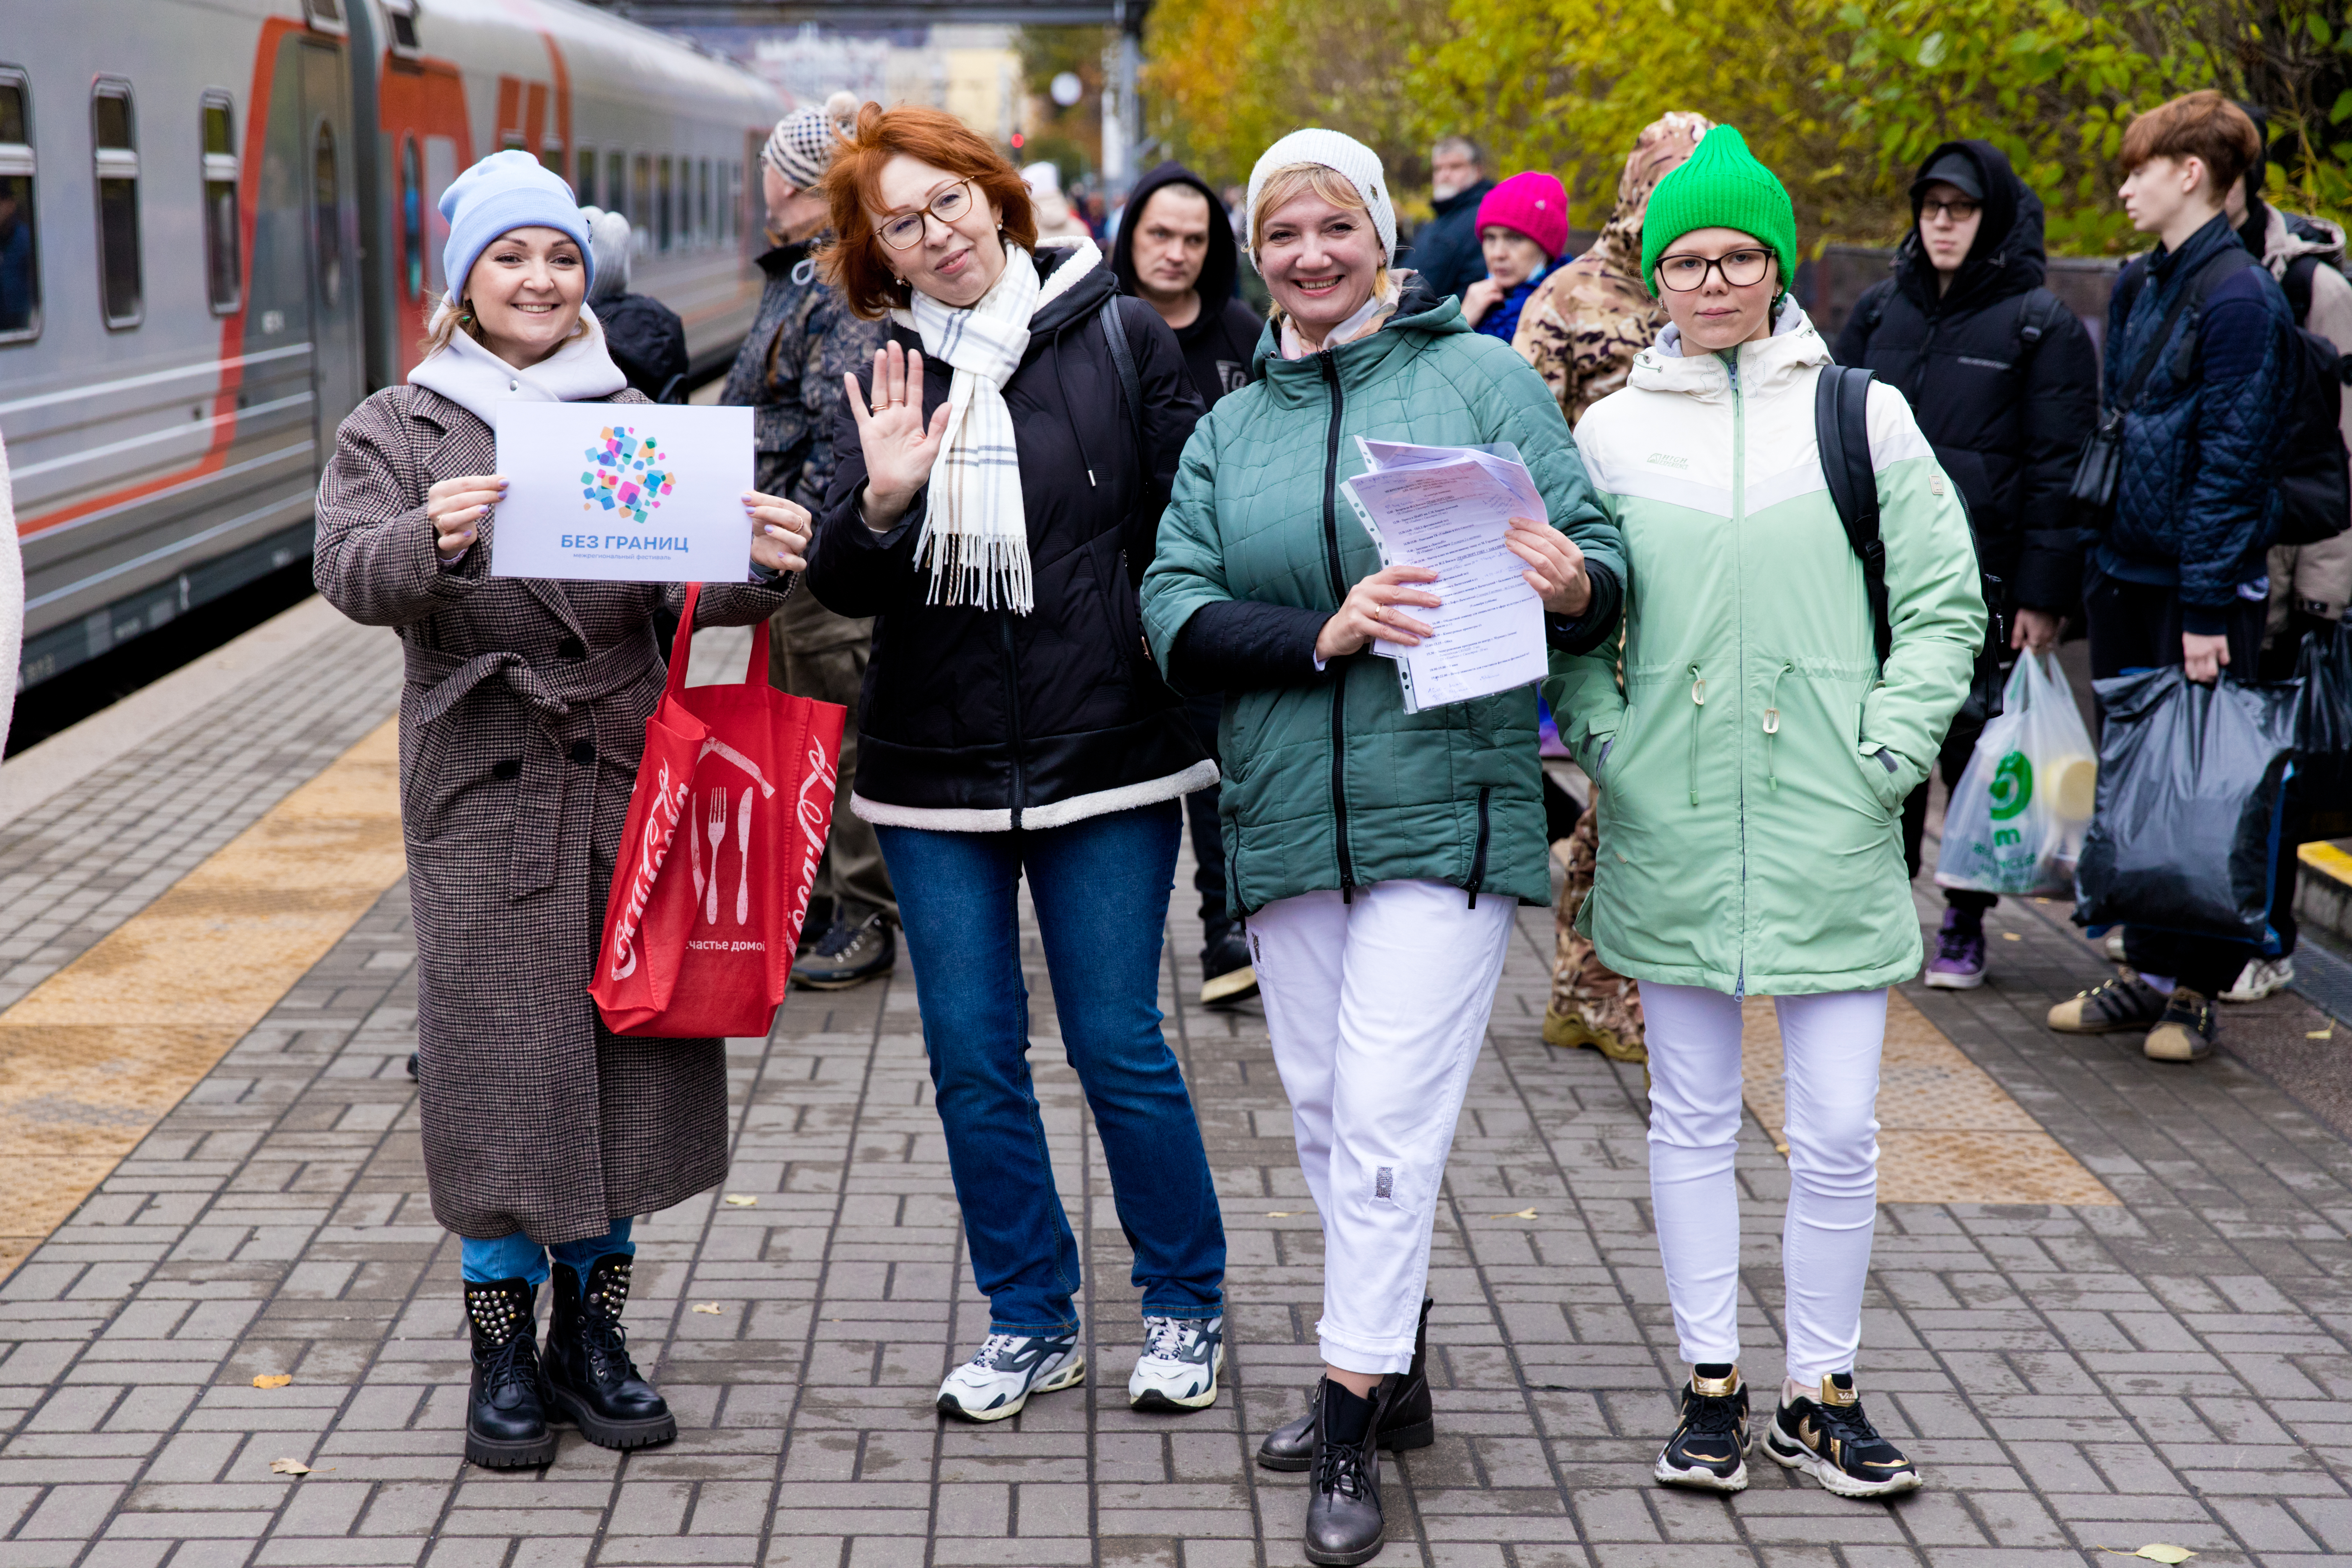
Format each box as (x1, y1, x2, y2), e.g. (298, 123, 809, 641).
(844, 342, 952, 531)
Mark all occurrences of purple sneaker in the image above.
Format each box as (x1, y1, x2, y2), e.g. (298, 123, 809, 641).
(1924, 907, 1987, 990)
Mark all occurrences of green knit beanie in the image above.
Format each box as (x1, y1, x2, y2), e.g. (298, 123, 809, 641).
(1638, 125, 1798, 298)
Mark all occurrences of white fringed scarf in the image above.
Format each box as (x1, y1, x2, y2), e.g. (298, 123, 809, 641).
(892, 238, 1101, 613)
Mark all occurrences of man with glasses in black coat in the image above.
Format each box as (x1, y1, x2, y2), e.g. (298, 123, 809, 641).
(1834, 139, 2099, 992)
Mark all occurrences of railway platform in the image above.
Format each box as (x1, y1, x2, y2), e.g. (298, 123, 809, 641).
(1, 601, 2350, 1568)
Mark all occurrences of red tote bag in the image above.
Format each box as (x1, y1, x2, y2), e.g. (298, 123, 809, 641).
(591, 583, 847, 1038)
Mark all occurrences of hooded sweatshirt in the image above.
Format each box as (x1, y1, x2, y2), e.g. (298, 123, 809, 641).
(2240, 199, 2352, 627)
(1512, 112, 1713, 425)
(1112, 161, 1266, 409)
(1831, 138, 2099, 617)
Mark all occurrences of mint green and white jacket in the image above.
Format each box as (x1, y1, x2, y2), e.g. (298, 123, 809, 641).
(1545, 301, 1984, 995)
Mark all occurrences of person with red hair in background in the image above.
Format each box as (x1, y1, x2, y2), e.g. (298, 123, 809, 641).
(802, 104, 1230, 1423)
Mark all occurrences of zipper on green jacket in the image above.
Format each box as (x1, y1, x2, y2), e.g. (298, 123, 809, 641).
(1763, 660, 1791, 791)
(1728, 349, 1748, 999)
(1316, 350, 1357, 902)
(1687, 662, 1705, 807)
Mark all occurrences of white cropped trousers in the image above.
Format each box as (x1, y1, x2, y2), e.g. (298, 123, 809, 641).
(1248, 879, 1516, 1375)
(1641, 982, 1888, 1385)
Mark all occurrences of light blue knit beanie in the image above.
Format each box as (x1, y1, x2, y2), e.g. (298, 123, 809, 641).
(440, 149, 593, 304)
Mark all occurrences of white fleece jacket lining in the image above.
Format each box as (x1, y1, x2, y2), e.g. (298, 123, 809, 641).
(850, 759, 1221, 833)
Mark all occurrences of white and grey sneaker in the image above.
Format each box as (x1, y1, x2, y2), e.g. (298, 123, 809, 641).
(936, 1331, 1084, 1423)
(2222, 954, 2294, 1003)
(1128, 1314, 1224, 1412)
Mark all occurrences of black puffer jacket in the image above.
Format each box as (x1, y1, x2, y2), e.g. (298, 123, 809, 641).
(1832, 140, 2099, 615)
(806, 243, 1211, 829)
(598, 291, 690, 403)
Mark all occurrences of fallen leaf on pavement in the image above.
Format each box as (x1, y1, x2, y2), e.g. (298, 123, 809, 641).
(1491, 1208, 1539, 1220)
(251, 1375, 292, 1389)
(692, 1302, 724, 1314)
(1266, 1211, 1295, 1217)
(2099, 1548, 2195, 1564)
(723, 1194, 758, 1207)
(2309, 1029, 2334, 1040)
(2001, 932, 2022, 941)
(269, 1458, 312, 1475)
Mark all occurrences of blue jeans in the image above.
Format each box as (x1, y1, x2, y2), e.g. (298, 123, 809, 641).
(877, 801, 1225, 1333)
(458, 1217, 633, 1292)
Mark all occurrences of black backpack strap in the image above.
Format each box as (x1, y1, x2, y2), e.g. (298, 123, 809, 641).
(1814, 365, 1891, 665)
(2016, 287, 2066, 351)
(2285, 253, 2321, 328)
(2111, 248, 2244, 412)
(1098, 295, 1149, 471)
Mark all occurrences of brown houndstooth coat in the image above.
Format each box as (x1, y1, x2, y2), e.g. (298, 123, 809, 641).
(315, 384, 789, 1244)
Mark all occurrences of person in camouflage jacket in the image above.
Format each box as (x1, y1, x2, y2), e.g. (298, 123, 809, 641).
(720, 103, 896, 986)
(1509, 111, 1710, 1066)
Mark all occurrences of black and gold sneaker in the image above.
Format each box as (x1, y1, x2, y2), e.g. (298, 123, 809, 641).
(1762, 1373, 1921, 1498)
(1652, 1364, 1749, 1492)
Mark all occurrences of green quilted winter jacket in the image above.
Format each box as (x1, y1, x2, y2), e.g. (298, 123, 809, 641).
(1141, 290, 1623, 916)
(1547, 304, 1985, 995)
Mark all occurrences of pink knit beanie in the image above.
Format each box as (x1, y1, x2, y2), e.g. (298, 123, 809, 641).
(1475, 171, 1569, 260)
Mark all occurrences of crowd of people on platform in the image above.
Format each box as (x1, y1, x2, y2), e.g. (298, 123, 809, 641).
(312, 80, 2344, 1565)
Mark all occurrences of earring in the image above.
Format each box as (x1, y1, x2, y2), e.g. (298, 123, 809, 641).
(457, 299, 474, 325)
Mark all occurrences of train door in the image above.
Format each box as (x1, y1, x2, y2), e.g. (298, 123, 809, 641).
(299, 42, 364, 461)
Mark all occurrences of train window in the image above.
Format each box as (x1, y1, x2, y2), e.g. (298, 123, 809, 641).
(657, 155, 673, 251)
(382, 0, 422, 59)
(200, 95, 241, 314)
(574, 145, 594, 208)
(313, 121, 342, 309)
(301, 0, 347, 34)
(606, 150, 624, 219)
(92, 80, 141, 328)
(698, 158, 711, 245)
(500, 130, 525, 154)
(0, 72, 38, 341)
(540, 138, 562, 177)
(399, 134, 424, 300)
(631, 153, 650, 248)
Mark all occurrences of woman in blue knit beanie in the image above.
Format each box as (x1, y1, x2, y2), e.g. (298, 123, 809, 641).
(312, 147, 809, 1473)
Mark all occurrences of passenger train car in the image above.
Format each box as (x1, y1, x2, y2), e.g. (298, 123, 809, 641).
(1, 0, 783, 691)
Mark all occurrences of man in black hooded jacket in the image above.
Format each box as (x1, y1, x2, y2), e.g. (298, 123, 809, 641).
(1112, 161, 1267, 1005)
(1834, 139, 2099, 991)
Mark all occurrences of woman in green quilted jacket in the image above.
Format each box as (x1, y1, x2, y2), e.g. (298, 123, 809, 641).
(1548, 126, 1982, 1504)
(1141, 127, 1623, 1567)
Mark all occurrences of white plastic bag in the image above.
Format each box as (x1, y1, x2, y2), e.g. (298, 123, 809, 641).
(1934, 651, 2099, 896)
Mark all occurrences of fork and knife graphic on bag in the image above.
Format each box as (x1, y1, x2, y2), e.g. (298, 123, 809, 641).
(686, 787, 752, 926)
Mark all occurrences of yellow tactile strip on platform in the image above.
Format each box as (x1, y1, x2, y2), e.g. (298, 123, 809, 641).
(0, 718, 407, 1279)
(1739, 989, 2117, 1207)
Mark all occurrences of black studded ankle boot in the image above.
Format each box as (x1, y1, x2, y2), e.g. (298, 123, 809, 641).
(464, 1277, 557, 1468)
(543, 1252, 676, 1450)
(1258, 1297, 1435, 1471)
(1305, 1375, 1393, 1565)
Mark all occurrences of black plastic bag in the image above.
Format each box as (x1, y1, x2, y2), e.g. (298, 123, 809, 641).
(2073, 666, 2301, 945)
(2296, 618, 2352, 835)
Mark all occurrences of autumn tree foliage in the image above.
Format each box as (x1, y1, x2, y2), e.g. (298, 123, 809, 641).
(1138, 0, 2352, 251)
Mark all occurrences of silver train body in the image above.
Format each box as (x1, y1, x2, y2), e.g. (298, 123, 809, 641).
(1, 0, 782, 690)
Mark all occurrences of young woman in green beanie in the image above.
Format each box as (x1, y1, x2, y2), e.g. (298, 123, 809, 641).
(1549, 126, 1982, 1500)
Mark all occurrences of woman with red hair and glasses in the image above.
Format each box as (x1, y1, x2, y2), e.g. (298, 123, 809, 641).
(802, 104, 1227, 1422)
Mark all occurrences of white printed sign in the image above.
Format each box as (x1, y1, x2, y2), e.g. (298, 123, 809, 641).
(491, 402, 753, 583)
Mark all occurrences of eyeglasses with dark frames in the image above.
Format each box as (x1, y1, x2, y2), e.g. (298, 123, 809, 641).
(1654, 248, 1774, 292)
(877, 179, 976, 251)
(1919, 198, 1982, 223)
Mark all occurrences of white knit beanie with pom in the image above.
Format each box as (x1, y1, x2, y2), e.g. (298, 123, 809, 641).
(1244, 128, 1397, 263)
(764, 91, 861, 189)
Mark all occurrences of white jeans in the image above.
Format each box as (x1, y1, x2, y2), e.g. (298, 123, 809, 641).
(1642, 982, 1887, 1385)
(1248, 879, 1516, 1374)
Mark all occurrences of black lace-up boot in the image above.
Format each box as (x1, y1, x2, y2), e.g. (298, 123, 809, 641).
(543, 1252, 677, 1450)
(1304, 1375, 1393, 1565)
(463, 1277, 557, 1468)
(1259, 1297, 1434, 1470)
